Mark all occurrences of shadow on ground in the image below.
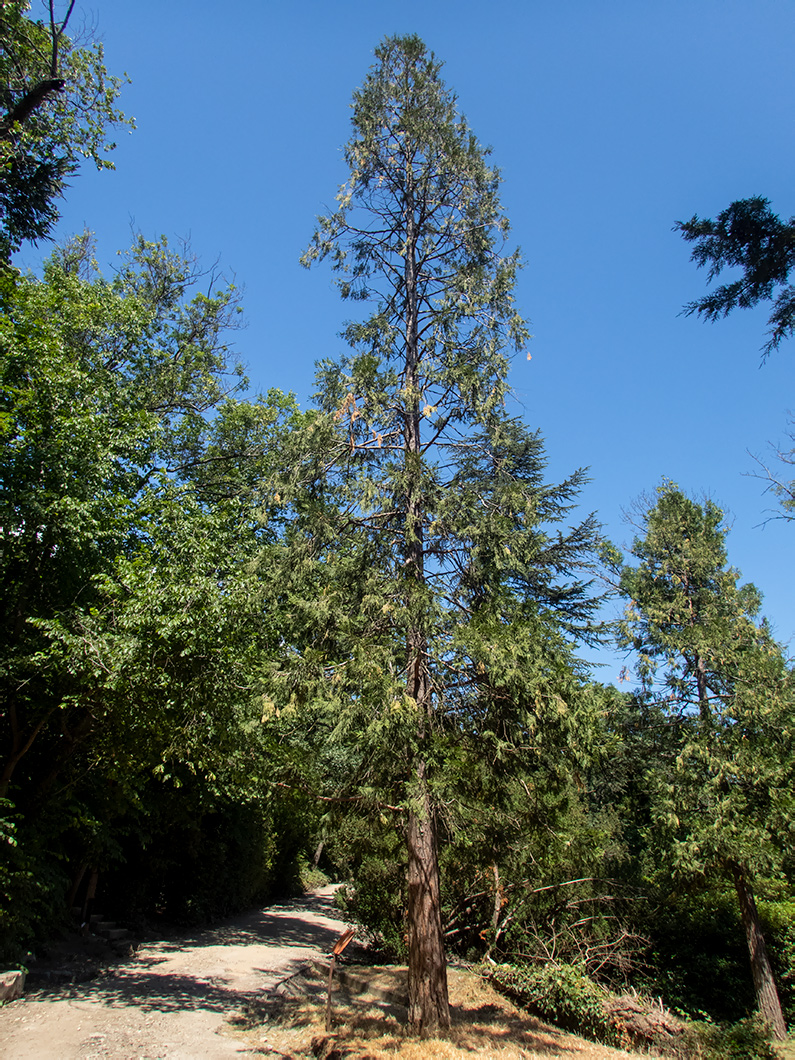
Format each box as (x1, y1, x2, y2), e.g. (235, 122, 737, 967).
(26, 889, 349, 1017)
(235, 963, 591, 1059)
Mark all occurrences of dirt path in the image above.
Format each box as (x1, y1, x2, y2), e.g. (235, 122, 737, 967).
(0, 889, 653, 1060)
(0, 885, 350, 1059)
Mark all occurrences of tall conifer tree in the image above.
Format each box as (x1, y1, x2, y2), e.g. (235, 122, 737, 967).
(617, 484, 794, 1039)
(286, 36, 599, 1032)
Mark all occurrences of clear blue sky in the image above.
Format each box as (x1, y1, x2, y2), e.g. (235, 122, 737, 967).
(27, 0, 795, 681)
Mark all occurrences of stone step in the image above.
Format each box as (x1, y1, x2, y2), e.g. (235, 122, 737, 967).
(104, 927, 129, 942)
(74, 908, 135, 949)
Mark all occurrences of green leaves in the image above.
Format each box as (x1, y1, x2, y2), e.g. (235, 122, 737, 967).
(0, 235, 292, 803)
(617, 483, 795, 880)
(0, 2, 132, 256)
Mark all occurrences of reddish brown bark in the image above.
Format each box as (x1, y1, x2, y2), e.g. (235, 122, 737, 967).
(406, 763, 450, 1033)
(732, 862, 787, 1040)
(400, 161, 450, 1033)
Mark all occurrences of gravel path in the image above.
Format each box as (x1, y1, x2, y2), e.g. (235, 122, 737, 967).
(0, 885, 348, 1059)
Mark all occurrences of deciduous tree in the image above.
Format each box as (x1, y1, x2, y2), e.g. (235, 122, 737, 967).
(0, 232, 290, 805)
(0, 231, 299, 956)
(0, 1, 131, 256)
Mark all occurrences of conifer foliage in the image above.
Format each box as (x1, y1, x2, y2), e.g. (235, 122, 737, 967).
(288, 35, 599, 1032)
(616, 484, 795, 1039)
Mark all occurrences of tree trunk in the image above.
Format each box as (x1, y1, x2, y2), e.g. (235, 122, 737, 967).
(406, 761, 450, 1033)
(732, 862, 787, 1040)
(400, 161, 450, 1034)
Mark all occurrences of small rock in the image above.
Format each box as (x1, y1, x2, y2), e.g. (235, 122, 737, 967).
(0, 969, 26, 1001)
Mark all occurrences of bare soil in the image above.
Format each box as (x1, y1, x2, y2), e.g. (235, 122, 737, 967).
(0, 886, 651, 1059)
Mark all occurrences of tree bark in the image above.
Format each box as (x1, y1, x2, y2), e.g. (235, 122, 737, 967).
(731, 862, 787, 1040)
(0, 79, 65, 139)
(400, 153, 450, 1034)
(407, 761, 450, 1033)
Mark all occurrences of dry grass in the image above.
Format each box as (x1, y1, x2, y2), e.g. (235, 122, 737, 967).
(226, 962, 648, 1059)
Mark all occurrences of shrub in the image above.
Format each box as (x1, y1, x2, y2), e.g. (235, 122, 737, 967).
(335, 856, 407, 960)
(298, 857, 329, 892)
(487, 960, 780, 1059)
(759, 898, 795, 1025)
(0, 799, 70, 965)
(685, 1016, 778, 1059)
(485, 961, 621, 1045)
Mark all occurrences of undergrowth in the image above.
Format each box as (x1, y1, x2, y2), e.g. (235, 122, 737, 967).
(484, 961, 781, 1058)
(484, 962, 621, 1047)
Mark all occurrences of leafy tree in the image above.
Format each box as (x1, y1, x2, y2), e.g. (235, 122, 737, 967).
(677, 196, 795, 361)
(1, 233, 248, 798)
(0, 1, 130, 257)
(279, 35, 600, 1032)
(615, 483, 795, 1039)
(0, 232, 303, 955)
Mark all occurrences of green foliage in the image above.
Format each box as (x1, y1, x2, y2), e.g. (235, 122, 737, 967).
(0, 797, 67, 963)
(638, 883, 755, 1022)
(438, 684, 643, 985)
(297, 858, 329, 893)
(2, 234, 254, 796)
(614, 482, 794, 1035)
(488, 960, 780, 1057)
(0, 233, 303, 956)
(677, 196, 795, 359)
(687, 1017, 779, 1059)
(616, 483, 795, 882)
(337, 859, 408, 961)
(324, 810, 408, 959)
(486, 961, 620, 1045)
(101, 784, 310, 927)
(0, 1, 132, 256)
(759, 899, 795, 1023)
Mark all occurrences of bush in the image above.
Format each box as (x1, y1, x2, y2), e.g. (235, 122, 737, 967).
(335, 856, 407, 960)
(100, 783, 310, 928)
(0, 799, 71, 965)
(685, 1016, 778, 1059)
(759, 898, 795, 1025)
(298, 857, 329, 892)
(635, 883, 756, 1022)
(321, 809, 407, 959)
(485, 961, 621, 1045)
(487, 961, 780, 1059)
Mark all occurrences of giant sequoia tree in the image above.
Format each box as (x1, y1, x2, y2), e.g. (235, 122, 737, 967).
(281, 35, 599, 1032)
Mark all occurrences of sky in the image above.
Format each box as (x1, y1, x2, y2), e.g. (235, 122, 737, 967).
(24, 0, 795, 682)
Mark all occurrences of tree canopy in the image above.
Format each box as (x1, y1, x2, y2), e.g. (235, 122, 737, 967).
(615, 483, 795, 1038)
(285, 33, 601, 1032)
(0, 1, 130, 257)
(677, 196, 795, 361)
